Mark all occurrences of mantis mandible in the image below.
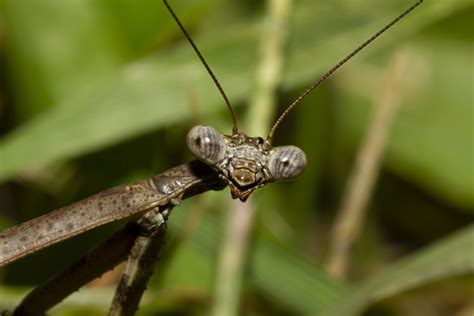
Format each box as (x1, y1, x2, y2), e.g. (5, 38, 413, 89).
(0, 0, 423, 314)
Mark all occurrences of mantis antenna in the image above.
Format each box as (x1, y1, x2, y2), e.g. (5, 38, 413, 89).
(266, 0, 424, 143)
(163, 0, 239, 134)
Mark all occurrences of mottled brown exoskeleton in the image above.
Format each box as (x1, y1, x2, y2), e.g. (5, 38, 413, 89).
(0, 1, 424, 313)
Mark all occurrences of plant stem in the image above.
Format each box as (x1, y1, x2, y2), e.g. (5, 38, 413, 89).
(210, 1, 292, 315)
(326, 49, 412, 279)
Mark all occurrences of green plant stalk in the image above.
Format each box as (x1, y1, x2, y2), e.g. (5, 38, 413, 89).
(167, 199, 350, 315)
(210, 1, 292, 315)
(246, 0, 292, 137)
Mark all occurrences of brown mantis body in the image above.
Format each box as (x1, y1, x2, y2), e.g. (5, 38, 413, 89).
(0, 0, 423, 314)
(0, 161, 223, 268)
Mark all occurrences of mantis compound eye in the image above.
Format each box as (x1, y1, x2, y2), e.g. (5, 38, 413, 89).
(267, 146, 307, 181)
(186, 125, 226, 165)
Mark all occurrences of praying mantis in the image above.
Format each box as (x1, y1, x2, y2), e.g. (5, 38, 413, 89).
(0, 0, 423, 314)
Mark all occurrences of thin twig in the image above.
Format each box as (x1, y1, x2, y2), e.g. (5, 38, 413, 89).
(325, 49, 413, 279)
(210, 1, 292, 315)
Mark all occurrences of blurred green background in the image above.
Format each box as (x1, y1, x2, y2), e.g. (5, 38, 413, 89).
(0, 0, 472, 315)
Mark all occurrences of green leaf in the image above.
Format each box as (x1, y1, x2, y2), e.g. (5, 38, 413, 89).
(3, 0, 126, 119)
(321, 224, 474, 316)
(166, 195, 349, 315)
(1, 0, 467, 184)
(252, 237, 351, 314)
